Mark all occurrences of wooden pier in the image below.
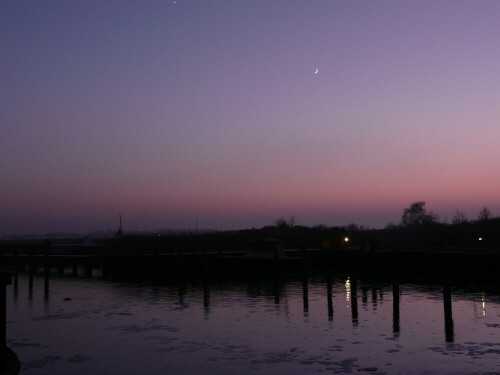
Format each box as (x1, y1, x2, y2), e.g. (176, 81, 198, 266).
(0, 238, 499, 284)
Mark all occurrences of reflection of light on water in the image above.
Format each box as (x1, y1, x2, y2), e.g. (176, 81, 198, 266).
(345, 278, 351, 305)
(482, 293, 486, 317)
(473, 293, 487, 318)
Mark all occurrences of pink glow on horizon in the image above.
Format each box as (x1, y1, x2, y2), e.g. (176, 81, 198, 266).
(1, 1, 500, 234)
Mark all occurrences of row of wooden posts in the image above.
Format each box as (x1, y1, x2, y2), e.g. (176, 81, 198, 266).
(2, 262, 456, 345)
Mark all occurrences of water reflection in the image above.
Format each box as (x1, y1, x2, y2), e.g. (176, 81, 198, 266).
(371, 287, 377, 310)
(345, 278, 351, 303)
(473, 293, 487, 318)
(7, 269, 500, 375)
(362, 286, 368, 307)
(16, 266, 495, 346)
(481, 293, 486, 317)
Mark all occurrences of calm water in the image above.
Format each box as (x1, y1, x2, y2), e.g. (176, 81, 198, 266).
(6, 271, 500, 375)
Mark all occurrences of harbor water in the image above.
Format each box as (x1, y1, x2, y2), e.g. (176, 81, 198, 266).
(6, 270, 500, 374)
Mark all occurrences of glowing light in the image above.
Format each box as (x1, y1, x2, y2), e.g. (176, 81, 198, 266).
(482, 294, 486, 317)
(478, 237, 483, 241)
(344, 237, 350, 243)
(345, 277, 351, 303)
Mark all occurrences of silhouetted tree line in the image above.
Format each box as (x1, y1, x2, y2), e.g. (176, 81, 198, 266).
(3, 202, 498, 253)
(398, 201, 496, 227)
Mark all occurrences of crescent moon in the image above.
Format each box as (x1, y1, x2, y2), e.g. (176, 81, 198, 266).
(313, 68, 319, 74)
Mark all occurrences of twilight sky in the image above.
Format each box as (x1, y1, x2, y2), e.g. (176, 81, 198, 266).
(2, 0, 500, 234)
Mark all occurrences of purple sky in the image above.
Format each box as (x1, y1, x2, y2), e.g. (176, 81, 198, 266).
(2, 0, 500, 234)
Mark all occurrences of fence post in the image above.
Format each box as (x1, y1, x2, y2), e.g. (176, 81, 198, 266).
(0, 271, 14, 345)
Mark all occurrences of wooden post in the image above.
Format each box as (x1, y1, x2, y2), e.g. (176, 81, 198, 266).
(28, 252, 35, 299)
(203, 277, 210, 317)
(302, 274, 309, 317)
(44, 271, 50, 301)
(0, 271, 14, 345)
(301, 247, 308, 271)
(13, 251, 18, 273)
(0, 277, 7, 346)
(43, 240, 51, 301)
(178, 282, 185, 306)
(273, 274, 280, 305)
(362, 286, 368, 306)
(12, 272, 18, 304)
(392, 283, 400, 336)
(28, 249, 35, 275)
(44, 239, 51, 278)
(85, 261, 93, 278)
(391, 252, 401, 336)
(326, 274, 333, 321)
(351, 277, 359, 326)
(371, 287, 378, 308)
(102, 261, 109, 279)
(273, 245, 279, 272)
(443, 283, 454, 342)
(202, 249, 209, 277)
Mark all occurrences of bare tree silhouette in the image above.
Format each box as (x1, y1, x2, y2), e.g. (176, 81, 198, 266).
(477, 206, 492, 221)
(401, 201, 439, 226)
(452, 210, 468, 224)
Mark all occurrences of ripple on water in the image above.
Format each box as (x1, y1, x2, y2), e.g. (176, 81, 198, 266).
(67, 354, 92, 363)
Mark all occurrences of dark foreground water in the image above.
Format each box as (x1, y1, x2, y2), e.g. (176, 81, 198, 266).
(6, 271, 500, 375)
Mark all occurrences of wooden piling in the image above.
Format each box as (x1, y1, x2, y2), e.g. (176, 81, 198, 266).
(301, 247, 310, 274)
(102, 262, 110, 279)
(44, 271, 50, 301)
(443, 283, 454, 342)
(391, 251, 401, 336)
(273, 275, 280, 305)
(13, 251, 18, 273)
(326, 274, 333, 321)
(202, 277, 210, 317)
(302, 275, 309, 317)
(28, 250, 35, 275)
(371, 287, 378, 308)
(0, 277, 7, 345)
(362, 286, 368, 306)
(12, 272, 18, 303)
(392, 283, 400, 336)
(0, 271, 14, 346)
(350, 277, 359, 326)
(178, 282, 186, 306)
(44, 239, 51, 278)
(28, 254, 35, 299)
(85, 261, 93, 278)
